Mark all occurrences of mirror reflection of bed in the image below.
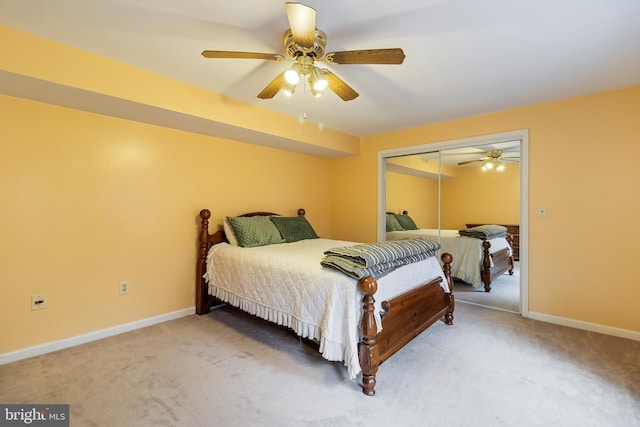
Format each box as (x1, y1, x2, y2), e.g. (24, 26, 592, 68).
(384, 141, 521, 313)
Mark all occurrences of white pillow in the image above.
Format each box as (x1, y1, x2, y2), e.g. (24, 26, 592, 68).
(223, 217, 239, 246)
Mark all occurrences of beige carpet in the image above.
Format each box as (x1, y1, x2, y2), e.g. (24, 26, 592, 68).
(1, 303, 639, 427)
(454, 261, 520, 312)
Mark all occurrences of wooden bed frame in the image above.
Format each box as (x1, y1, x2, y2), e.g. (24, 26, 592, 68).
(196, 208, 455, 396)
(396, 211, 514, 292)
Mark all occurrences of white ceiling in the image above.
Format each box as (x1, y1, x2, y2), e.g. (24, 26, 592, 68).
(1, 0, 639, 138)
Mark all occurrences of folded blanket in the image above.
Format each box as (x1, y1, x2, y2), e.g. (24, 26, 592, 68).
(321, 252, 433, 280)
(323, 238, 441, 267)
(321, 238, 441, 279)
(459, 225, 507, 240)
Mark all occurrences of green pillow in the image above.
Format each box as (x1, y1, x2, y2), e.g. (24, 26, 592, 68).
(394, 214, 418, 230)
(270, 216, 319, 243)
(226, 216, 285, 247)
(386, 214, 405, 232)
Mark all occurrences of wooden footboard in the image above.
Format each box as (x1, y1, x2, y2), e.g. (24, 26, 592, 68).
(358, 253, 454, 396)
(480, 236, 515, 292)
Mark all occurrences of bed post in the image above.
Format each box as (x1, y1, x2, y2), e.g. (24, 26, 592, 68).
(441, 253, 455, 325)
(196, 209, 212, 315)
(358, 276, 380, 396)
(481, 241, 492, 292)
(506, 234, 515, 275)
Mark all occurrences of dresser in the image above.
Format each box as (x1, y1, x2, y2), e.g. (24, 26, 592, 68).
(466, 223, 520, 261)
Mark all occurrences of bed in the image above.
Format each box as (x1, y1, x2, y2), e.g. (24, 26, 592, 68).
(196, 208, 455, 396)
(386, 211, 513, 292)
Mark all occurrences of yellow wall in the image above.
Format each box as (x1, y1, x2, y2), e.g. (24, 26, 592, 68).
(332, 85, 640, 333)
(440, 163, 520, 229)
(385, 171, 439, 228)
(0, 95, 333, 353)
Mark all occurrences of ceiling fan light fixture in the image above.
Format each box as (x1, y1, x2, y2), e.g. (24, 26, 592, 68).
(281, 81, 296, 96)
(480, 156, 505, 172)
(309, 85, 322, 97)
(284, 64, 301, 85)
(309, 66, 328, 92)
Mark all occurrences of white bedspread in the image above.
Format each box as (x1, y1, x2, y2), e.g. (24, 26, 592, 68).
(386, 229, 511, 288)
(204, 238, 447, 379)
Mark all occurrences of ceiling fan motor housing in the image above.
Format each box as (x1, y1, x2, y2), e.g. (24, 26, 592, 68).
(284, 29, 327, 59)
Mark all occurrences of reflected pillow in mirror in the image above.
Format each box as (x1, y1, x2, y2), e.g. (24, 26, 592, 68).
(386, 214, 405, 232)
(394, 214, 418, 230)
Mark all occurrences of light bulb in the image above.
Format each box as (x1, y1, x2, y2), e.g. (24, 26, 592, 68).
(310, 67, 328, 92)
(313, 78, 328, 91)
(284, 67, 300, 85)
(485, 161, 494, 170)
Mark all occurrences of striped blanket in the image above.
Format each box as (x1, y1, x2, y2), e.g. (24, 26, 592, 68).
(458, 224, 507, 240)
(321, 238, 440, 279)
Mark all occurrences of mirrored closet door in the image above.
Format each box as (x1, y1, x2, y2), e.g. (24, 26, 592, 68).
(384, 140, 521, 313)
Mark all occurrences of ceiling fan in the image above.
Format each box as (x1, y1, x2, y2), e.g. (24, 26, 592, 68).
(457, 150, 520, 171)
(201, 2, 405, 101)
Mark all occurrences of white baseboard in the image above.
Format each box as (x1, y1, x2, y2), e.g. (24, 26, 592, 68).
(0, 307, 195, 366)
(527, 311, 640, 342)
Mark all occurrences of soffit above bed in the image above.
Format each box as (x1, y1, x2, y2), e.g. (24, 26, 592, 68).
(0, 70, 359, 159)
(0, 70, 358, 159)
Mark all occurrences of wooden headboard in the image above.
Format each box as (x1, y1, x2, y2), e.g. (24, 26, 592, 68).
(196, 208, 306, 314)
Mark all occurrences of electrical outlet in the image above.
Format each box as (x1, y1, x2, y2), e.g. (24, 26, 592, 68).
(31, 293, 47, 310)
(119, 281, 130, 295)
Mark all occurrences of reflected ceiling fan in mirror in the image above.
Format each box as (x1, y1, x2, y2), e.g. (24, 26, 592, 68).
(457, 150, 520, 171)
(201, 2, 405, 101)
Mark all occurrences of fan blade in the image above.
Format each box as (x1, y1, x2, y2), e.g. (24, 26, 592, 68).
(257, 73, 286, 99)
(321, 69, 359, 101)
(457, 159, 485, 166)
(325, 48, 405, 65)
(285, 3, 316, 50)
(201, 51, 284, 61)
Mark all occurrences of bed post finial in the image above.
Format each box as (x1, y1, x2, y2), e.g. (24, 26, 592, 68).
(196, 209, 212, 315)
(297, 208, 305, 216)
(358, 276, 380, 396)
